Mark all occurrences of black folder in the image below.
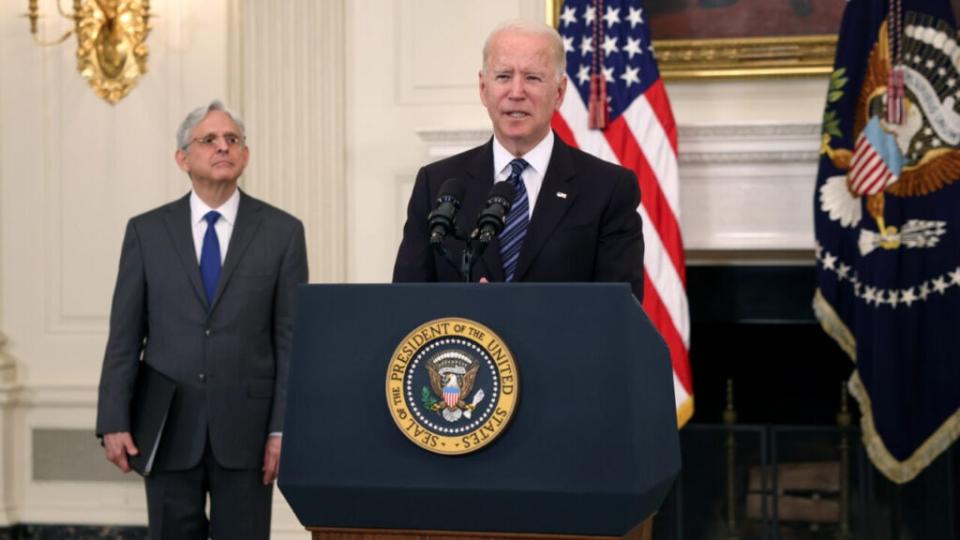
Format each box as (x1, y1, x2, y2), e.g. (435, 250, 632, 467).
(128, 362, 176, 477)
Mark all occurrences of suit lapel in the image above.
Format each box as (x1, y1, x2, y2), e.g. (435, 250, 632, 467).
(163, 194, 207, 307)
(209, 190, 263, 313)
(464, 140, 505, 283)
(514, 135, 578, 281)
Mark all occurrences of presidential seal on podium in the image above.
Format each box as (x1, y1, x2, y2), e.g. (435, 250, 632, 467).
(386, 318, 519, 455)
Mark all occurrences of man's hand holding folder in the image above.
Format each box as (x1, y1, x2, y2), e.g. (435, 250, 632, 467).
(104, 432, 139, 473)
(100, 362, 176, 476)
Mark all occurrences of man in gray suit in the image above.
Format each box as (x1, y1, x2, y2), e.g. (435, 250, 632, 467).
(96, 100, 308, 539)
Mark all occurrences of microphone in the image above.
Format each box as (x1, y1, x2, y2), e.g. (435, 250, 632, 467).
(476, 181, 517, 244)
(428, 178, 466, 245)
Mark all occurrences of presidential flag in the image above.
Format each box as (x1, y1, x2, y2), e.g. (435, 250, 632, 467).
(552, 0, 692, 425)
(814, 0, 960, 483)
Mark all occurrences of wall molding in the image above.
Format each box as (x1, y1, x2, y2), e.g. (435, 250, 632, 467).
(679, 122, 820, 138)
(0, 332, 15, 386)
(0, 385, 24, 408)
(416, 129, 490, 159)
(11, 384, 94, 408)
(416, 123, 822, 164)
(416, 123, 821, 252)
(680, 151, 820, 165)
(394, 2, 478, 106)
(678, 122, 821, 165)
(416, 129, 491, 145)
(0, 384, 305, 535)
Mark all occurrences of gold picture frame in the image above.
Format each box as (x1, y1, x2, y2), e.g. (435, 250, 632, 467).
(547, 0, 838, 79)
(653, 35, 837, 79)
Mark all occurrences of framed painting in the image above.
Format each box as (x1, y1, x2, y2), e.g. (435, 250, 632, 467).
(549, 0, 846, 79)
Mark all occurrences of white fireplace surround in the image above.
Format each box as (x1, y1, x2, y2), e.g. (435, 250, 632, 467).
(418, 123, 821, 260)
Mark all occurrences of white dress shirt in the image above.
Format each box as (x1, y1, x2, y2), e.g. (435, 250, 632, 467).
(190, 188, 240, 264)
(492, 130, 555, 219)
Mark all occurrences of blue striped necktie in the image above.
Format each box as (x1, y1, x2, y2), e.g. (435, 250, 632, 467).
(499, 158, 529, 282)
(200, 210, 222, 303)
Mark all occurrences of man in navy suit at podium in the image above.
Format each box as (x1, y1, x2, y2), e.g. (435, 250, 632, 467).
(393, 19, 644, 301)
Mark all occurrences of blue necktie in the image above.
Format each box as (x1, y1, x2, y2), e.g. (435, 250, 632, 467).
(499, 158, 529, 282)
(200, 211, 222, 304)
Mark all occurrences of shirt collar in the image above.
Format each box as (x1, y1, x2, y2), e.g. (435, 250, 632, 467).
(492, 130, 554, 179)
(190, 188, 240, 225)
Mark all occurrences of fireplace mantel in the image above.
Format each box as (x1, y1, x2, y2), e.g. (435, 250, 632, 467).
(417, 123, 819, 261)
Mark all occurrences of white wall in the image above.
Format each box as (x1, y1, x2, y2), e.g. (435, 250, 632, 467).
(346, 0, 547, 283)
(669, 77, 828, 125)
(0, 0, 282, 532)
(0, 0, 828, 535)
(669, 77, 827, 260)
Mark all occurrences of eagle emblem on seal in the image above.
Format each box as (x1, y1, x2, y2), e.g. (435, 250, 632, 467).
(424, 351, 486, 423)
(386, 318, 519, 455)
(819, 13, 959, 255)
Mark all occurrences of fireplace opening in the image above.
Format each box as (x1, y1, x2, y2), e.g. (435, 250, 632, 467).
(686, 264, 853, 425)
(652, 264, 958, 539)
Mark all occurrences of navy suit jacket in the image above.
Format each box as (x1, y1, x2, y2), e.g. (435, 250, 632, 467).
(393, 134, 644, 301)
(96, 191, 308, 471)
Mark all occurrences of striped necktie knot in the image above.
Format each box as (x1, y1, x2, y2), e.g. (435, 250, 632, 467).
(508, 158, 528, 180)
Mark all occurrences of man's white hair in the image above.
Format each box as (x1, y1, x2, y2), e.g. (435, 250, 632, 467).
(481, 19, 567, 81)
(176, 100, 246, 151)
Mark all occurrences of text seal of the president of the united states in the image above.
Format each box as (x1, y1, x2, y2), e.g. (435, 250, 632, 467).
(386, 318, 519, 455)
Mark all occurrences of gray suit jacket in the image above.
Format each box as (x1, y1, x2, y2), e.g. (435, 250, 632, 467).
(96, 191, 308, 471)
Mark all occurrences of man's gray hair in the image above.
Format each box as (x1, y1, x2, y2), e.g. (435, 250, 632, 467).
(176, 100, 246, 150)
(481, 19, 566, 81)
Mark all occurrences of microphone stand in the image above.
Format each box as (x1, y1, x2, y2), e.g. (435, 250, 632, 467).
(464, 226, 506, 283)
(433, 221, 501, 283)
(431, 229, 489, 283)
(460, 231, 487, 283)
(431, 228, 473, 282)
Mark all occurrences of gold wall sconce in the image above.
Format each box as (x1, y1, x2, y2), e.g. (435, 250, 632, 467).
(25, 0, 151, 104)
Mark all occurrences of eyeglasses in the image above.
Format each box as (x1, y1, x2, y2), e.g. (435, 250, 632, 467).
(188, 133, 246, 149)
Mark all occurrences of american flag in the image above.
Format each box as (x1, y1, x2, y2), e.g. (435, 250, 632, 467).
(551, 0, 693, 425)
(848, 118, 903, 196)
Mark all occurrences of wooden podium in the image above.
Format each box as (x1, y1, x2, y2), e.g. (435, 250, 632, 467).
(280, 284, 678, 539)
(307, 517, 654, 539)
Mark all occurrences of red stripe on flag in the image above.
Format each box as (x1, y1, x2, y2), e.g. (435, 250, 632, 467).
(851, 150, 880, 190)
(556, 99, 691, 391)
(859, 154, 890, 195)
(603, 116, 686, 283)
(863, 172, 893, 196)
(551, 113, 578, 149)
(643, 274, 693, 393)
(850, 135, 867, 169)
(851, 151, 881, 191)
(644, 80, 679, 155)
